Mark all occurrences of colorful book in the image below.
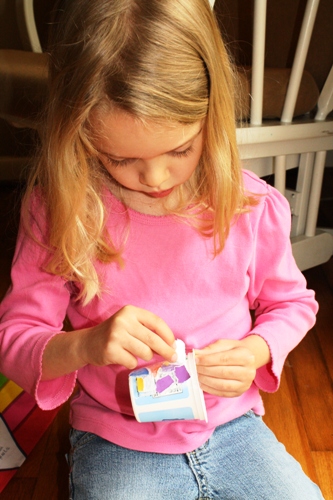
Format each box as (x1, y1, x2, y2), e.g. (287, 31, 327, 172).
(0, 373, 59, 493)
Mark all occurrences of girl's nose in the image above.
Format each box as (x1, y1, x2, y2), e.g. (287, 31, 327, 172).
(139, 159, 170, 188)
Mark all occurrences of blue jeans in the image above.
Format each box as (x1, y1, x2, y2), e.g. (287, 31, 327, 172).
(68, 411, 324, 499)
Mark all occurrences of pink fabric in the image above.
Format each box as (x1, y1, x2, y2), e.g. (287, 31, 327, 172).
(0, 170, 318, 453)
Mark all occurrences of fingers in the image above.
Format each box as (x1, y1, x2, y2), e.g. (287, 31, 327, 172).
(195, 342, 257, 398)
(108, 346, 140, 370)
(196, 364, 255, 397)
(107, 306, 176, 366)
(195, 345, 255, 368)
(134, 307, 177, 361)
(195, 339, 242, 359)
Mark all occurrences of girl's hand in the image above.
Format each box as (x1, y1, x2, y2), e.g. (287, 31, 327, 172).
(78, 305, 177, 370)
(195, 339, 260, 398)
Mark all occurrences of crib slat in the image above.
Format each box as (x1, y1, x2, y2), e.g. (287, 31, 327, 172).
(315, 65, 333, 121)
(305, 151, 327, 237)
(15, 0, 42, 53)
(290, 152, 315, 237)
(274, 156, 287, 195)
(250, 0, 267, 125)
(281, 0, 320, 123)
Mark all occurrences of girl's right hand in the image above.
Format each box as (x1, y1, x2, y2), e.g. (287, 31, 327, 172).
(78, 305, 177, 370)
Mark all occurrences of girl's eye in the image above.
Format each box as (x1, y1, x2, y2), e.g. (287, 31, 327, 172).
(103, 145, 193, 166)
(170, 146, 193, 158)
(105, 157, 133, 167)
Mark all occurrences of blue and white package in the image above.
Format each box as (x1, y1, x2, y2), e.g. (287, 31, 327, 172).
(129, 340, 208, 423)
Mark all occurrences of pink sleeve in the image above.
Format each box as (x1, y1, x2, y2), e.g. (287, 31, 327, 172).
(0, 210, 77, 410)
(246, 184, 318, 392)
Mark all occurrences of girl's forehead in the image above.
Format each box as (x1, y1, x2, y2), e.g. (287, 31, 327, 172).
(91, 109, 204, 158)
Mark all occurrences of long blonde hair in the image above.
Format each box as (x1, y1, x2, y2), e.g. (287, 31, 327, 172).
(24, 0, 252, 304)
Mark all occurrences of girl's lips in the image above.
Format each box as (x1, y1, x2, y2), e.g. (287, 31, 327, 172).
(146, 188, 174, 198)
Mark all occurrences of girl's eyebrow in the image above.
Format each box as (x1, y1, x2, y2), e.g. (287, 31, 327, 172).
(99, 127, 203, 160)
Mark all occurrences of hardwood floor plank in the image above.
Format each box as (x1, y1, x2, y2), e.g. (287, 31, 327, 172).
(14, 433, 48, 478)
(0, 478, 36, 500)
(287, 324, 333, 451)
(32, 403, 70, 500)
(304, 267, 333, 382)
(262, 367, 318, 484)
(312, 452, 333, 500)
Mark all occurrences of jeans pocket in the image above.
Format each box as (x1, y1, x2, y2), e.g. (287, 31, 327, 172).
(69, 428, 97, 451)
(68, 429, 98, 499)
(244, 409, 261, 419)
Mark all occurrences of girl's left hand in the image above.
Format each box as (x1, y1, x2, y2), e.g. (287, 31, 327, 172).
(194, 339, 257, 398)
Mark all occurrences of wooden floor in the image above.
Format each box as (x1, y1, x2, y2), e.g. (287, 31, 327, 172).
(0, 182, 333, 499)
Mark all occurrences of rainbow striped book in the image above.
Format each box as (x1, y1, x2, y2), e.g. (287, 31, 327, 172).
(0, 372, 59, 493)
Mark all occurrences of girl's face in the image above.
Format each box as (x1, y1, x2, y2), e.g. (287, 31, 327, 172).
(92, 109, 204, 206)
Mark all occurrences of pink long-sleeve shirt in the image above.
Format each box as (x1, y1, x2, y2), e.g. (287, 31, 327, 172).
(0, 170, 318, 453)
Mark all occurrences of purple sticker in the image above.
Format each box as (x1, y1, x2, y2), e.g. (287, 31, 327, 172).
(175, 365, 191, 383)
(156, 375, 174, 394)
(160, 365, 175, 373)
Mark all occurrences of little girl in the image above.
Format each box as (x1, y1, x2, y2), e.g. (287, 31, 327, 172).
(0, 0, 325, 498)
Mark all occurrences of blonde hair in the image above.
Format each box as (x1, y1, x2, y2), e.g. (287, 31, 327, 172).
(24, 0, 253, 304)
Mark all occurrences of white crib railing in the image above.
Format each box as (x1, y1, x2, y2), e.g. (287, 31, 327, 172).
(230, 0, 333, 271)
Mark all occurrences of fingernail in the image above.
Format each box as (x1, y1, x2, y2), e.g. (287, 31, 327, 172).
(171, 353, 178, 363)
